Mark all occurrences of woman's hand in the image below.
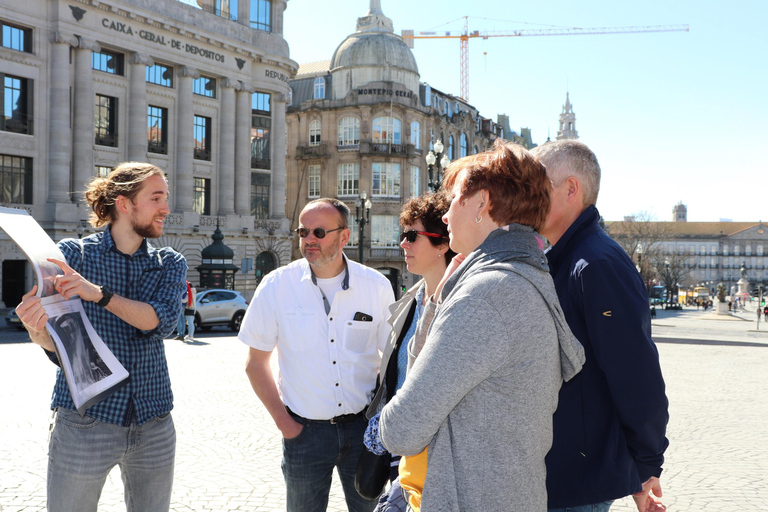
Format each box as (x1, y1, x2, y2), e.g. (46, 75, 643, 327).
(432, 253, 466, 303)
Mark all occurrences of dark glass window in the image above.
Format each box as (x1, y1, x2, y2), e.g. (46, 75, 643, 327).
(250, 0, 271, 32)
(94, 94, 118, 147)
(1, 74, 33, 135)
(146, 63, 173, 88)
(92, 49, 124, 75)
(193, 76, 216, 98)
(1, 21, 31, 53)
(0, 154, 32, 204)
(193, 177, 211, 215)
(250, 173, 270, 219)
(251, 92, 271, 169)
(193, 115, 211, 160)
(147, 105, 168, 154)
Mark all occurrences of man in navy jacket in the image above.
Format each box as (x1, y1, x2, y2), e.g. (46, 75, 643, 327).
(532, 140, 669, 512)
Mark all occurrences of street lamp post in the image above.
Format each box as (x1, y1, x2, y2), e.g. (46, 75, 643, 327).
(356, 191, 372, 264)
(426, 139, 451, 193)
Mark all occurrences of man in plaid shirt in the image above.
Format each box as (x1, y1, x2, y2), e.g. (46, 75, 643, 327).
(16, 162, 187, 512)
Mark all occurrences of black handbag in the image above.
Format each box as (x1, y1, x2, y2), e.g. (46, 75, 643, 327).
(354, 448, 390, 500)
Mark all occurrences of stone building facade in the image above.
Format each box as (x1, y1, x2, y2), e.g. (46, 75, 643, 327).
(0, 0, 297, 306)
(284, 1, 503, 295)
(606, 213, 768, 294)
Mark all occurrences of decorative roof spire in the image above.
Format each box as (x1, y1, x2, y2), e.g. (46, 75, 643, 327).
(356, 0, 393, 33)
(562, 92, 573, 113)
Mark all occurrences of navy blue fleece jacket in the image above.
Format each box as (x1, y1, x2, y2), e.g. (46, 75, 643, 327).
(545, 205, 669, 508)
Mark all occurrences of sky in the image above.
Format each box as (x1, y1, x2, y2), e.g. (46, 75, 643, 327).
(283, 0, 767, 223)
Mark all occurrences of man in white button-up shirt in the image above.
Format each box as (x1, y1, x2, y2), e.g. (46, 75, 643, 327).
(240, 198, 394, 512)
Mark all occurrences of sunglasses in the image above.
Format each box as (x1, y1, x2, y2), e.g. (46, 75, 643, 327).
(400, 230, 447, 243)
(295, 226, 345, 239)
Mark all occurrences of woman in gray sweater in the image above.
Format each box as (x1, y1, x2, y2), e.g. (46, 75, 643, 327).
(379, 140, 585, 511)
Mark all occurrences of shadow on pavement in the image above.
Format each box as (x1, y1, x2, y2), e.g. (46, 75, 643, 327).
(655, 337, 768, 348)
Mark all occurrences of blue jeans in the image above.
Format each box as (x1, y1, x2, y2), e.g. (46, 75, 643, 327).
(47, 407, 175, 512)
(176, 303, 186, 337)
(283, 412, 377, 512)
(549, 500, 614, 512)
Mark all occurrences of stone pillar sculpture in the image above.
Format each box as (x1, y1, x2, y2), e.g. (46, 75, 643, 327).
(73, 37, 101, 198)
(175, 66, 199, 212)
(128, 53, 154, 162)
(217, 78, 238, 215)
(234, 83, 253, 216)
(270, 93, 287, 219)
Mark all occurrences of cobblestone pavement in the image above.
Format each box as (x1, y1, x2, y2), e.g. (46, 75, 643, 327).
(2, 305, 767, 511)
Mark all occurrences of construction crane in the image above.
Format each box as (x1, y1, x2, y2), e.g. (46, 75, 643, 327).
(402, 17, 689, 101)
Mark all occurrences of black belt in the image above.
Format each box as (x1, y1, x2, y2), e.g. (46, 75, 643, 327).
(286, 406, 366, 425)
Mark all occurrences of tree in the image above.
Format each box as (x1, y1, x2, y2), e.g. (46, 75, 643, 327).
(605, 211, 671, 291)
(651, 251, 692, 303)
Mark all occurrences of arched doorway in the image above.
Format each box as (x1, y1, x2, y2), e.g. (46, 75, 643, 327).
(255, 251, 277, 286)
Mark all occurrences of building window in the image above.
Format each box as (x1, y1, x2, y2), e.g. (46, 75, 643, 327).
(92, 49, 124, 75)
(348, 214, 359, 246)
(308, 164, 320, 198)
(2, 74, 33, 135)
(251, 92, 271, 169)
(250, 0, 271, 32)
(313, 77, 325, 100)
(309, 119, 321, 146)
(193, 76, 216, 98)
(250, 173, 270, 219)
(95, 94, 118, 147)
(0, 154, 32, 204)
(193, 178, 211, 215)
(410, 121, 421, 149)
(147, 105, 168, 154)
(371, 215, 400, 247)
(207, 0, 238, 21)
(1, 21, 31, 53)
(373, 116, 401, 144)
(372, 162, 400, 197)
(193, 115, 211, 160)
(424, 84, 431, 107)
(460, 133, 468, 158)
(734, 245, 740, 256)
(758, 245, 764, 256)
(338, 117, 360, 147)
(723, 244, 728, 256)
(337, 163, 359, 197)
(146, 63, 173, 88)
(448, 135, 455, 160)
(95, 166, 112, 177)
(410, 165, 420, 198)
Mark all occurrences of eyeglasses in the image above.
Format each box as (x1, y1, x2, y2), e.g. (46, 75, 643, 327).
(294, 226, 345, 239)
(400, 230, 447, 243)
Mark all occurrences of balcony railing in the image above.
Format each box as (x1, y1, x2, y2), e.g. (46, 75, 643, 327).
(251, 157, 271, 169)
(296, 144, 328, 159)
(193, 147, 211, 161)
(359, 142, 415, 157)
(1, 113, 33, 135)
(370, 247, 404, 260)
(148, 141, 168, 154)
(95, 133, 117, 147)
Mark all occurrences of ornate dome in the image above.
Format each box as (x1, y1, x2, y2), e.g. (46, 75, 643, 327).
(330, 31, 418, 75)
(328, 0, 420, 99)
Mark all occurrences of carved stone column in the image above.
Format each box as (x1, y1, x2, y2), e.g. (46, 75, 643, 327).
(272, 0, 287, 35)
(128, 53, 153, 162)
(175, 66, 199, 213)
(217, 78, 238, 215)
(270, 93, 287, 219)
(234, 83, 253, 216)
(73, 37, 101, 197)
(48, 32, 77, 203)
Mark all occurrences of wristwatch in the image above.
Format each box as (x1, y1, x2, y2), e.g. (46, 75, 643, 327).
(97, 285, 114, 308)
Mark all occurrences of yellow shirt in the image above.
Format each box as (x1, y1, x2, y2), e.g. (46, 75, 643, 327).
(398, 447, 428, 511)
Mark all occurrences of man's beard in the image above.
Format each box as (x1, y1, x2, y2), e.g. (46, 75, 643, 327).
(132, 218, 162, 239)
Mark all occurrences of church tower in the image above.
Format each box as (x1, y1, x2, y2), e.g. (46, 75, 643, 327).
(673, 202, 687, 222)
(556, 92, 579, 140)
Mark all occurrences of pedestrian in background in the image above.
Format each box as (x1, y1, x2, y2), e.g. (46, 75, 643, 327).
(185, 284, 196, 341)
(379, 141, 585, 511)
(239, 198, 394, 512)
(15, 162, 187, 511)
(176, 281, 190, 340)
(532, 139, 669, 512)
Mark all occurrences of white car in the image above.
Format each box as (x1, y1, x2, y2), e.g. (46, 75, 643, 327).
(194, 289, 248, 332)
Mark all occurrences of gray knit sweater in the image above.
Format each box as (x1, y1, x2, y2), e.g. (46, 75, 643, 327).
(380, 225, 585, 511)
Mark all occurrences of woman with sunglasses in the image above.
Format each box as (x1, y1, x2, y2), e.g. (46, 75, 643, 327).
(361, 193, 454, 507)
(378, 140, 585, 511)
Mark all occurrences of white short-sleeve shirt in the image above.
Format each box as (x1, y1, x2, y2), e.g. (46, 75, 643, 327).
(238, 256, 395, 420)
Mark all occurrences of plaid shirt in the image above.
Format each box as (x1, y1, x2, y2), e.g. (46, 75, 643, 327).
(50, 227, 187, 425)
